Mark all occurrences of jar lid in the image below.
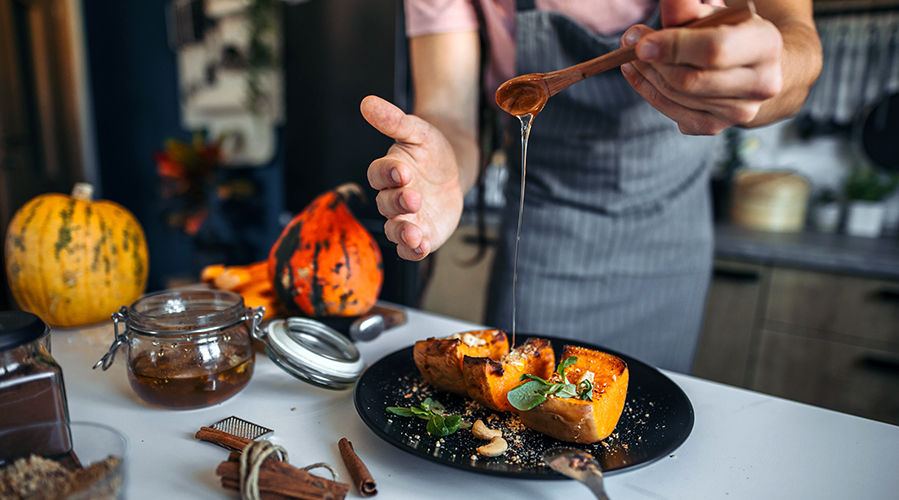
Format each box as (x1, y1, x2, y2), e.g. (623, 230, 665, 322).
(260, 318, 364, 390)
(0, 311, 48, 350)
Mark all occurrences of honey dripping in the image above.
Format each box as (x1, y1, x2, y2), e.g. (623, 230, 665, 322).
(511, 112, 534, 348)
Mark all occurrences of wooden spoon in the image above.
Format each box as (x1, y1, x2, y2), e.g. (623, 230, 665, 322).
(495, 2, 757, 116)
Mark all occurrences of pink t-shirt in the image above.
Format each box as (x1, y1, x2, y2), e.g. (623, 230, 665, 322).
(406, 0, 655, 38)
(405, 0, 656, 98)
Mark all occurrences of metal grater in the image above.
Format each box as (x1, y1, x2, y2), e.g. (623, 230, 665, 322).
(209, 416, 273, 441)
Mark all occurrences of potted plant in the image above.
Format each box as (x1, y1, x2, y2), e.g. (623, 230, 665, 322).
(843, 165, 899, 237)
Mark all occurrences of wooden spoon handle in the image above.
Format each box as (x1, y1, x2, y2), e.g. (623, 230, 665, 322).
(545, 2, 757, 96)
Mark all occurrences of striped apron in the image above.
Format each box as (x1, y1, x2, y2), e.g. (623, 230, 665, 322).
(485, 3, 721, 373)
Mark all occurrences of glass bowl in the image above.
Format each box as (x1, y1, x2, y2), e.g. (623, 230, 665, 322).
(0, 421, 128, 499)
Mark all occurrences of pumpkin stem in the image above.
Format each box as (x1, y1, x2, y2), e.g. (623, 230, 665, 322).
(71, 183, 94, 201)
(334, 183, 366, 203)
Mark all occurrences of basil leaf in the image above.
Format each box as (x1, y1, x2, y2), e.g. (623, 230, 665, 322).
(556, 356, 578, 384)
(555, 383, 578, 399)
(507, 380, 549, 411)
(421, 398, 446, 415)
(386, 407, 415, 417)
(427, 414, 450, 436)
(458, 419, 472, 430)
(577, 379, 594, 400)
(520, 373, 550, 385)
(410, 406, 432, 417)
(443, 415, 462, 434)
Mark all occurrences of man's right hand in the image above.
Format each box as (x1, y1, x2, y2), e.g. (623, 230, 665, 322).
(360, 95, 465, 261)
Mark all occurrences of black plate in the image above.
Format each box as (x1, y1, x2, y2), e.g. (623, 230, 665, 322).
(353, 335, 694, 479)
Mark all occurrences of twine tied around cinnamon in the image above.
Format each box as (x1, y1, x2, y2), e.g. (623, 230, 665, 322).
(238, 441, 340, 500)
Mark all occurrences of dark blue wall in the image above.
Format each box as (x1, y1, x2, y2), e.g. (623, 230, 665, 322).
(81, 0, 284, 291)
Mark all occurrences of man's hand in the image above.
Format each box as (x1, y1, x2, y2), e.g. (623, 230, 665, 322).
(360, 95, 465, 261)
(619, 0, 818, 135)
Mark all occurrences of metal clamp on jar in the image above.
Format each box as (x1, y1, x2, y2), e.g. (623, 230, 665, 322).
(95, 289, 264, 410)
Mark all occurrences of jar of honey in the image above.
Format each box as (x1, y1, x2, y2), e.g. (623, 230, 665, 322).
(95, 289, 264, 410)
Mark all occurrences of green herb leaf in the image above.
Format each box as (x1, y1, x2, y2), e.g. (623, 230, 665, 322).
(507, 380, 550, 411)
(410, 406, 433, 419)
(555, 383, 578, 399)
(556, 356, 578, 384)
(443, 415, 462, 434)
(386, 399, 467, 437)
(427, 414, 452, 436)
(577, 379, 594, 401)
(507, 356, 597, 410)
(386, 407, 415, 417)
(520, 373, 550, 384)
(421, 397, 445, 415)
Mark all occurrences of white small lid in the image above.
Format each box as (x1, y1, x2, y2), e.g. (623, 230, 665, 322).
(261, 318, 364, 390)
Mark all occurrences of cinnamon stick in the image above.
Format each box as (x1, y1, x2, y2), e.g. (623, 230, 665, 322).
(216, 458, 348, 500)
(195, 426, 252, 452)
(337, 438, 377, 497)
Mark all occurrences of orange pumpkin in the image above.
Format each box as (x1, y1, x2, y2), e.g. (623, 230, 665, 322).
(268, 184, 383, 317)
(462, 338, 555, 412)
(413, 329, 509, 394)
(4, 183, 149, 327)
(515, 345, 629, 443)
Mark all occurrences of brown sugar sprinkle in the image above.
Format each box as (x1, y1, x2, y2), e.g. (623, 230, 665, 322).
(0, 454, 122, 500)
(382, 374, 649, 470)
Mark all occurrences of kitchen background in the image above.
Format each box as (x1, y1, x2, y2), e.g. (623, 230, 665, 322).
(1, 0, 897, 425)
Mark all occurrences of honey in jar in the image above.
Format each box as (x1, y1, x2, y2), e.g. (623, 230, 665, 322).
(97, 289, 263, 410)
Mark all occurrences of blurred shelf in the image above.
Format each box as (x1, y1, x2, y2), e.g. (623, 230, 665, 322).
(715, 223, 899, 281)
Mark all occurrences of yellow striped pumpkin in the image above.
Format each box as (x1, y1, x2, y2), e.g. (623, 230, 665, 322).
(4, 183, 149, 327)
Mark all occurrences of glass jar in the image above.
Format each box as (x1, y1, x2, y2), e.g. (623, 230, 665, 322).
(0, 311, 71, 462)
(95, 289, 264, 410)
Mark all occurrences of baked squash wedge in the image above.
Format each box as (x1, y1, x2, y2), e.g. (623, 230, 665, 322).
(413, 330, 509, 394)
(462, 338, 555, 412)
(513, 345, 628, 443)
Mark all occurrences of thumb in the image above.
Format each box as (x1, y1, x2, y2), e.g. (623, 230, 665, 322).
(659, 0, 704, 27)
(360, 95, 423, 144)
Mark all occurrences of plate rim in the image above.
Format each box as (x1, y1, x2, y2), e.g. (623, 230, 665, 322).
(353, 334, 694, 479)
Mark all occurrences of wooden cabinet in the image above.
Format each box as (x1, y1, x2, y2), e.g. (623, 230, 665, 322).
(693, 260, 766, 387)
(696, 262, 899, 425)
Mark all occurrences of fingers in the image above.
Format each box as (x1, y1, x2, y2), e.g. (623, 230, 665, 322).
(384, 218, 430, 260)
(659, 0, 706, 27)
(621, 62, 730, 135)
(620, 17, 783, 132)
(360, 95, 425, 144)
(368, 157, 409, 190)
(376, 188, 421, 218)
(633, 16, 782, 70)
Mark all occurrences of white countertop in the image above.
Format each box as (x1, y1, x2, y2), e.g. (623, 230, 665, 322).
(54, 308, 899, 500)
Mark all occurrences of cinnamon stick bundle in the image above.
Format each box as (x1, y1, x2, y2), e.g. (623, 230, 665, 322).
(216, 456, 349, 500)
(337, 438, 377, 497)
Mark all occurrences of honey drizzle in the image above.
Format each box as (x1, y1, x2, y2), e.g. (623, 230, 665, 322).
(511, 112, 534, 348)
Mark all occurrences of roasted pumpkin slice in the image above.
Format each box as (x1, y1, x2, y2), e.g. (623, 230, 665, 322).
(413, 330, 509, 394)
(515, 345, 628, 443)
(462, 338, 555, 412)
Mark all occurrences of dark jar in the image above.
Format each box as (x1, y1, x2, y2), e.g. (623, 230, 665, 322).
(95, 289, 264, 410)
(0, 311, 71, 463)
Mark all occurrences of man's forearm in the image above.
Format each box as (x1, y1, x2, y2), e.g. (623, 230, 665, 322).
(746, 4, 822, 127)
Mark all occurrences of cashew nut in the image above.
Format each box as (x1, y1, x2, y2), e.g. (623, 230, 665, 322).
(476, 436, 508, 457)
(471, 419, 502, 440)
